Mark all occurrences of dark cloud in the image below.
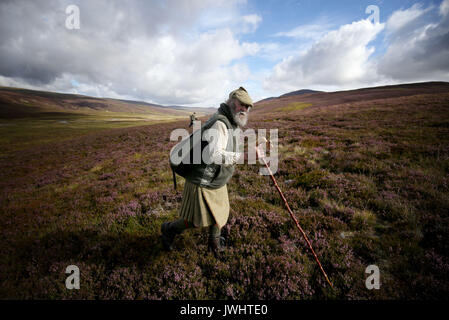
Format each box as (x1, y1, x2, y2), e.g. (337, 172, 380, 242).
(0, 0, 255, 105)
(378, 1, 449, 81)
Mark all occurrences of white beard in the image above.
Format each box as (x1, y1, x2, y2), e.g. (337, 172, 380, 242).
(232, 111, 248, 128)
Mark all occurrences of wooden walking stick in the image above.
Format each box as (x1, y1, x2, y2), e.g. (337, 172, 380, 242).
(255, 139, 334, 289)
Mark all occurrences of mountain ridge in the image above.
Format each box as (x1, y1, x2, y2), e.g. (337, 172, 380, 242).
(253, 81, 449, 115)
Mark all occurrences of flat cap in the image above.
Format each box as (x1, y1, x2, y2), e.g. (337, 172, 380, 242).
(229, 87, 253, 107)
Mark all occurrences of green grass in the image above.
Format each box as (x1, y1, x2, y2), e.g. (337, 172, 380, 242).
(0, 112, 184, 155)
(276, 102, 312, 112)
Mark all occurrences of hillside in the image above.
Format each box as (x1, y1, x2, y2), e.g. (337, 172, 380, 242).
(0, 82, 448, 299)
(0, 86, 215, 155)
(253, 81, 449, 116)
(257, 89, 323, 104)
(0, 86, 215, 119)
(280, 89, 323, 98)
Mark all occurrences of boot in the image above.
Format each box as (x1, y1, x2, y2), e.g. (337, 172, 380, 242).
(161, 222, 177, 251)
(161, 219, 192, 251)
(208, 235, 226, 257)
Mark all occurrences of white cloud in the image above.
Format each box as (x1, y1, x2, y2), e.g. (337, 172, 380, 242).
(264, 19, 385, 93)
(274, 21, 333, 40)
(132, 29, 259, 105)
(385, 3, 430, 33)
(241, 14, 262, 33)
(264, 1, 449, 94)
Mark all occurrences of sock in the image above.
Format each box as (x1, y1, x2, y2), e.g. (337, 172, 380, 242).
(208, 224, 221, 240)
(169, 218, 193, 234)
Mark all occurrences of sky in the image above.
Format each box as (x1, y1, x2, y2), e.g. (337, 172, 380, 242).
(0, 0, 448, 107)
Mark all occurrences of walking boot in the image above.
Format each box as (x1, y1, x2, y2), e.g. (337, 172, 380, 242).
(208, 235, 226, 257)
(161, 222, 176, 251)
(161, 219, 191, 251)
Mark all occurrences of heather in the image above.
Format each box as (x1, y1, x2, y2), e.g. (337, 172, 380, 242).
(1, 91, 449, 299)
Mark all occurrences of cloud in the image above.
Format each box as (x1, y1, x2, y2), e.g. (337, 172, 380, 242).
(273, 20, 333, 40)
(241, 14, 262, 33)
(264, 1, 449, 94)
(377, 0, 449, 82)
(385, 3, 431, 33)
(264, 19, 385, 93)
(440, 0, 449, 16)
(0, 0, 259, 106)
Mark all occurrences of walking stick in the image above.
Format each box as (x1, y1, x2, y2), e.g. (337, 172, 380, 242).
(172, 168, 177, 190)
(255, 140, 334, 289)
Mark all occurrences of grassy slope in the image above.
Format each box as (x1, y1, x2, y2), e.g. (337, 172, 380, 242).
(0, 87, 209, 155)
(0, 113, 184, 155)
(0, 84, 448, 299)
(0, 86, 193, 117)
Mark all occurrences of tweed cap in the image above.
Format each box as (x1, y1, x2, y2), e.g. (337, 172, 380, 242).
(229, 87, 253, 107)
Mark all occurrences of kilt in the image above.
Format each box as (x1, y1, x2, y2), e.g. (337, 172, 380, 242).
(179, 179, 230, 229)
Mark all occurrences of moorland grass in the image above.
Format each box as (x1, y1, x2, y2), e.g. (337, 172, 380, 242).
(0, 92, 448, 299)
(276, 102, 312, 112)
(0, 112, 184, 155)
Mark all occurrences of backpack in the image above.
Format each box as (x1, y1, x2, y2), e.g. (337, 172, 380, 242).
(169, 112, 235, 190)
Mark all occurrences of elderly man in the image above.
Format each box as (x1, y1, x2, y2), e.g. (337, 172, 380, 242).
(162, 87, 253, 256)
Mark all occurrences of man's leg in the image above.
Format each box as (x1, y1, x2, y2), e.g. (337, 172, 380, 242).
(208, 223, 225, 256)
(161, 218, 192, 251)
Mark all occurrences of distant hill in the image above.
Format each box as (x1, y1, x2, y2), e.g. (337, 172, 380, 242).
(252, 81, 449, 115)
(256, 89, 322, 104)
(256, 97, 277, 103)
(118, 99, 217, 114)
(279, 89, 323, 97)
(162, 105, 217, 114)
(0, 86, 215, 119)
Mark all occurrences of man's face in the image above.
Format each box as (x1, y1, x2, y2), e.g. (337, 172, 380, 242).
(230, 98, 250, 127)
